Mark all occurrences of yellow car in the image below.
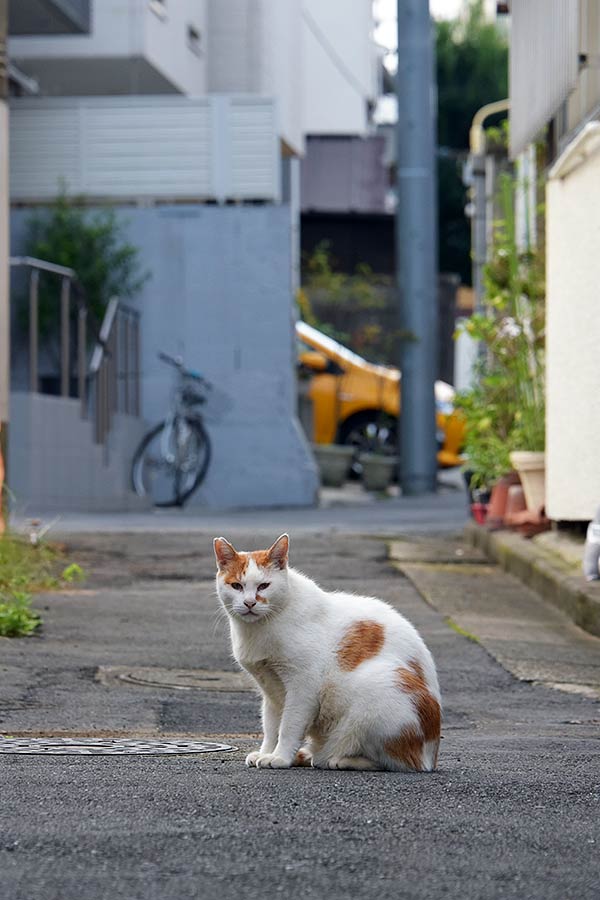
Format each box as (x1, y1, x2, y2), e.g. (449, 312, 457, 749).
(296, 321, 464, 467)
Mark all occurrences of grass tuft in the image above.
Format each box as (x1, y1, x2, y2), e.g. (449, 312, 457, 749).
(445, 616, 479, 643)
(0, 534, 84, 638)
(0, 592, 41, 637)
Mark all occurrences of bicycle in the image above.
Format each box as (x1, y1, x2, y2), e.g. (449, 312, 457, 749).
(131, 352, 219, 507)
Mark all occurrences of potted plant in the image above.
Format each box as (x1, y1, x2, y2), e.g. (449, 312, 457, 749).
(359, 452, 398, 492)
(456, 172, 546, 517)
(311, 444, 355, 488)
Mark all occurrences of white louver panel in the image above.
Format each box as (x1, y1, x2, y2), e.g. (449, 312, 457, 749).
(510, 0, 579, 158)
(10, 96, 280, 203)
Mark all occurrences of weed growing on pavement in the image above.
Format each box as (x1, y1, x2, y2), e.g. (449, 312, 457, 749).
(445, 617, 479, 643)
(0, 592, 41, 637)
(0, 534, 85, 637)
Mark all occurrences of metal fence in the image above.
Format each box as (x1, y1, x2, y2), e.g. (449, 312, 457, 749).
(9, 256, 141, 451)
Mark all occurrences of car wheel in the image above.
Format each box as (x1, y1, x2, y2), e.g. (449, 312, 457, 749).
(338, 412, 398, 478)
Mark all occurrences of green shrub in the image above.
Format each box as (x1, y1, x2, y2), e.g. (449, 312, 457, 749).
(0, 534, 86, 638)
(22, 191, 149, 337)
(456, 172, 545, 489)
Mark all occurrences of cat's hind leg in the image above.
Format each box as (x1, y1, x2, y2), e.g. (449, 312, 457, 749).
(312, 724, 376, 770)
(292, 745, 313, 767)
(326, 755, 377, 770)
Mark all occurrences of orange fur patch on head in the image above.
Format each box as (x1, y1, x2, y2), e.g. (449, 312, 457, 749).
(250, 549, 275, 570)
(384, 726, 424, 771)
(255, 593, 268, 604)
(250, 534, 289, 571)
(395, 659, 441, 743)
(220, 553, 250, 584)
(337, 620, 385, 671)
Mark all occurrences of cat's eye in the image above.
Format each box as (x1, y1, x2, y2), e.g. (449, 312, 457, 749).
(230, 582, 243, 591)
(258, 582, 270, 592)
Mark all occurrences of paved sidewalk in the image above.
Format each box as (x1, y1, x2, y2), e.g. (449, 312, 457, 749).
(9, 469, 468, 537)
(1, 530, 599, 900)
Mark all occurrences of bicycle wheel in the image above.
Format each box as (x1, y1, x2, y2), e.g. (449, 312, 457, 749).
(131, 417, 211, 508)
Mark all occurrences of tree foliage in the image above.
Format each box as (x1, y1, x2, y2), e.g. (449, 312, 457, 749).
(436, 0, 508, 282)
(24, 193, 148, 337)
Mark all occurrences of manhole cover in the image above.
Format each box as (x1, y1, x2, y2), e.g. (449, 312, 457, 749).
(0, 737, 237, 756)
(97, 666, 252, 692)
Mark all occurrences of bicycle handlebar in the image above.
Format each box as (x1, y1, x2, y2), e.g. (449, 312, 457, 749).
(158, 351, 183, 369)
(158, 351, 208, 384)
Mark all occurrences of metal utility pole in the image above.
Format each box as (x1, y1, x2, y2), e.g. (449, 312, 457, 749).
(395, 0, 438, 495)
(0, 0, 9, 530)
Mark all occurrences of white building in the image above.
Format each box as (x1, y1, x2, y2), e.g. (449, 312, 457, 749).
(10, 0, 379, 154)
(6, 1, 379, 512)
(510, 0, 600, 521)
(9, 0, 207, 97)
(302, 0, 378, 137)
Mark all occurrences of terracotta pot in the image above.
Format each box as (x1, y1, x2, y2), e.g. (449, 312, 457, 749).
(471, 502, 489, 525)
(485, 472, 521, 528)
(504, 484, 527, 526)
(509, 451, 546, 513)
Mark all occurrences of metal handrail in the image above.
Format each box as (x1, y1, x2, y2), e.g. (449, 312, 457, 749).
(9, 258, 141, 455)
(88, 297, 141, 448)
(9, 255, 76, 278)
(10, 256, 84, 404)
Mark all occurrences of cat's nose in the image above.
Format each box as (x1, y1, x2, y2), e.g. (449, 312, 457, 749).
(244, 598, 257, 609)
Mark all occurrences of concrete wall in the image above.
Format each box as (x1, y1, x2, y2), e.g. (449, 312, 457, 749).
(10, 204, 318, 510)
(9, 393, 148, 512)
(546, 132, 600, 520)
(301, 136, 387, 213)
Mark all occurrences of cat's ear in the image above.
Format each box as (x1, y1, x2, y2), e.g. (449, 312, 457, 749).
(214, 537, 238, 569)
(267, 534, 289, 569)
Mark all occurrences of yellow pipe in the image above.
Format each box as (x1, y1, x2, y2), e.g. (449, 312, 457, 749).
(469, 99, 510, 155)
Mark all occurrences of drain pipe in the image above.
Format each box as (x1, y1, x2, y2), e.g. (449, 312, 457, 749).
(469, 99, 510, 314)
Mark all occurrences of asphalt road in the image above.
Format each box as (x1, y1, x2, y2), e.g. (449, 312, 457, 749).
(1, 530, 599, 900)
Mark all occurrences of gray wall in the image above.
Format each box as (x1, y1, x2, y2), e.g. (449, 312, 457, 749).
(11, 204, 318, 510)
(301, 136, 388, 214)
(9, 393, 148, 512)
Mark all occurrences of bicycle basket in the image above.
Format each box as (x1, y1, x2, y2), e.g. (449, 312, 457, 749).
(199, 381, 234, 423)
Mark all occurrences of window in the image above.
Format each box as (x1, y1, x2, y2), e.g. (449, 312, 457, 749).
(187, 25, 202, 56)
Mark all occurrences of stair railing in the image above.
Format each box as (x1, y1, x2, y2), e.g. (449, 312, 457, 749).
(9, 257, 141, 453)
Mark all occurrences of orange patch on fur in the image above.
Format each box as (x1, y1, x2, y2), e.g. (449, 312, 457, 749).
(250, 549, 273, 569)
(384, 726, 424, 770)
(395, 659, 441, 743)
(251, 547, 287, 571)
(220, 553, 250, 584)
(337, 620, 385, 671)
(293, 749, 312, 767)
(256, 594, 268, 604)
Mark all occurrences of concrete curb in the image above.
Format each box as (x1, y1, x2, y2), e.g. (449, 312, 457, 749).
(466, 522, 600, 638)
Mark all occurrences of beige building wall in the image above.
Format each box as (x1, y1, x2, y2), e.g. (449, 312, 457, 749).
(546, 125, 600, 520)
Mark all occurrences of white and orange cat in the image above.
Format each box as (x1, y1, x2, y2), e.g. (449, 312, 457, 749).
(214, 533, 441, 772)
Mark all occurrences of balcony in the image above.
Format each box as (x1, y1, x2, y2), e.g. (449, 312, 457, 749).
(9, 0, 90, 35)
(10, 95, 281, 205)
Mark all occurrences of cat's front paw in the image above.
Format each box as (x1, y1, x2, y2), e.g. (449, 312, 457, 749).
(255, 752, 291, 769)
(245, 751, 262, 767)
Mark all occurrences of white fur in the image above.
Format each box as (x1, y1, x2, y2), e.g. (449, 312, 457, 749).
(214, 537, 441, 772)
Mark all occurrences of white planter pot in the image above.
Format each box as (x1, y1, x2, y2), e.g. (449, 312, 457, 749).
(312, 444, 355, 487)
(359, 453, 398, 492)
(509, 451, 546, 513)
